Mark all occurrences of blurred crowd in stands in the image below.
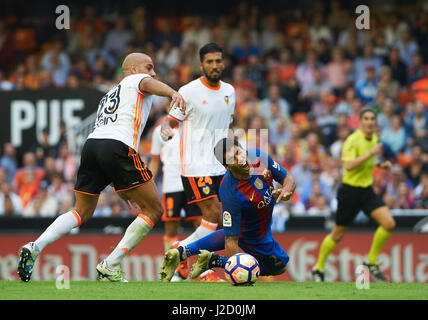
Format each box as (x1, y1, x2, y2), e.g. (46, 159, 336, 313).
(1, 1, 428, 228)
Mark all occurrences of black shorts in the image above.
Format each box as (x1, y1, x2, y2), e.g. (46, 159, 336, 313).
(74, 139, 152, 195)
(335, 183, 385, 226)
(181, 175, 224, 205)
(162, 191, 202, 222)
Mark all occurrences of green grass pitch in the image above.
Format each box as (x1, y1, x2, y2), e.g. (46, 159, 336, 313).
(0, 281, 427, 300)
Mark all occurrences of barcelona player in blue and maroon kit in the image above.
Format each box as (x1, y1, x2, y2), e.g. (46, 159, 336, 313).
(159, 137, 296, 280)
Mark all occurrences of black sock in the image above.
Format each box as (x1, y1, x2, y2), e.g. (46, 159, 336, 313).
(177, 246, 184, 261)
(208, 254, 224, 268)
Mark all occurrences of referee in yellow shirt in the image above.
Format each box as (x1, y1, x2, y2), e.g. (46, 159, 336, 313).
(312, 107, 396, 282)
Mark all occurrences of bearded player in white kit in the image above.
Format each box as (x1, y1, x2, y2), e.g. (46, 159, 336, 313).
(160, 43, 236, 282)
(17, 52, 186, 282)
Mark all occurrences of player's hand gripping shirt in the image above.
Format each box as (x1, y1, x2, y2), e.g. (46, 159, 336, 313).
(220, 149, 288, 244)
(88, 74, 154, 152)
(168, 77, 235, 177)
(150, 124, 183, 193)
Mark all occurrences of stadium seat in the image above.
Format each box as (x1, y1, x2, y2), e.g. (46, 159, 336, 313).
(13, 28, 36, 52)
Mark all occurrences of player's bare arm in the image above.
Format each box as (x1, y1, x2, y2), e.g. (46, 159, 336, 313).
(225, 235, 240, 258)
(343, 143, 382, 171)
(121, 53, 185, 114)
(272, 173, 296, 203)
(139, 78, 186, 114)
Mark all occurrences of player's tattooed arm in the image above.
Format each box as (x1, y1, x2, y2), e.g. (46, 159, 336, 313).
(225, 236, 240, 258)
(272, 173, 296, 203)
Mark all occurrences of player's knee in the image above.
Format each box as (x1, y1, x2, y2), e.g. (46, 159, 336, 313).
(73, 207, 94, 224)
(156, 200, 164, 215)
(331, 230, 345, 242)
(143, 200, 163, 224)
(383, 218, 396, 232)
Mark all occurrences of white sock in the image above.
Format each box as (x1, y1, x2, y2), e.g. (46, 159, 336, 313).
(105, 214, 154, 269)
(179, 219, 218, 259)
(34, 210, 82, 254)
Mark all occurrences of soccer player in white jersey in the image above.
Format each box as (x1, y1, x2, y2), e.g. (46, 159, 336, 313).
(17, 53, 186, 283)
(159, 43, 236, 282)
(149, 116, 202, 281)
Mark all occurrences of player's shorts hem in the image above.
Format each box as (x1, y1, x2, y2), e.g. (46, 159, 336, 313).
(115, 177, 153, 192)
(187, 194, 218, 205)
(73, 189, 100, 196)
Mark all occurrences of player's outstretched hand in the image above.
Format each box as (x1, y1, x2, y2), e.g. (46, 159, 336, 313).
(272, 188, 293, 203)
(170, 91, 186, 115)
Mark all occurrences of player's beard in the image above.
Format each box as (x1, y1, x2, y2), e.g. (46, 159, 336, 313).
(203, 67, 222, 83)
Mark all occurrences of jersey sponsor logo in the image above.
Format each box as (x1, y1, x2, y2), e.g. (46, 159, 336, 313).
(223, 211, 232, 227)
(257, 201, 266, 208)
(254, 178, 263, 190)
(202, 186, 211, 195)
(264, 189, 273, 206)
(256, 189, 273, 209)
(224, 96, 229, 104)
(202, 99, 208, 105)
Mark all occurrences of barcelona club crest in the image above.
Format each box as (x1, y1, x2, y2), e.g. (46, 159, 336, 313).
(263, 169, 271, 180)
(202, 186, 211, 195)
(254, 178, 263, 190)
(224, 96, 229, 104)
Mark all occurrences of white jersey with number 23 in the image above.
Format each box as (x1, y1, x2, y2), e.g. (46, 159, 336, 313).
(88, 73, 153, 152)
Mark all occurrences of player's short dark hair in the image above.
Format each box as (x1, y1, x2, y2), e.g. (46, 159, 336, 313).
(359, 107, 377, 119)
(214, 137, 242, 165)
(199, 43, 224, 62)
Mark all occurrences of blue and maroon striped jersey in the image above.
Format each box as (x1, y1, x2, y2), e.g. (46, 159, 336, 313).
(220, 149, 287, 244)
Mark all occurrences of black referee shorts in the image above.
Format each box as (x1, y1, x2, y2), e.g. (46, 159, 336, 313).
(335, 183, 385, 226)
(74, 139, 152, 195)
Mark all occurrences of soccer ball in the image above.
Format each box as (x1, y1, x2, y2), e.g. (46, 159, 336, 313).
(224, 253, 260, 286)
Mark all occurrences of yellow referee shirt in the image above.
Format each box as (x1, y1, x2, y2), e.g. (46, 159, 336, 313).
(341, 129, 378, 187)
